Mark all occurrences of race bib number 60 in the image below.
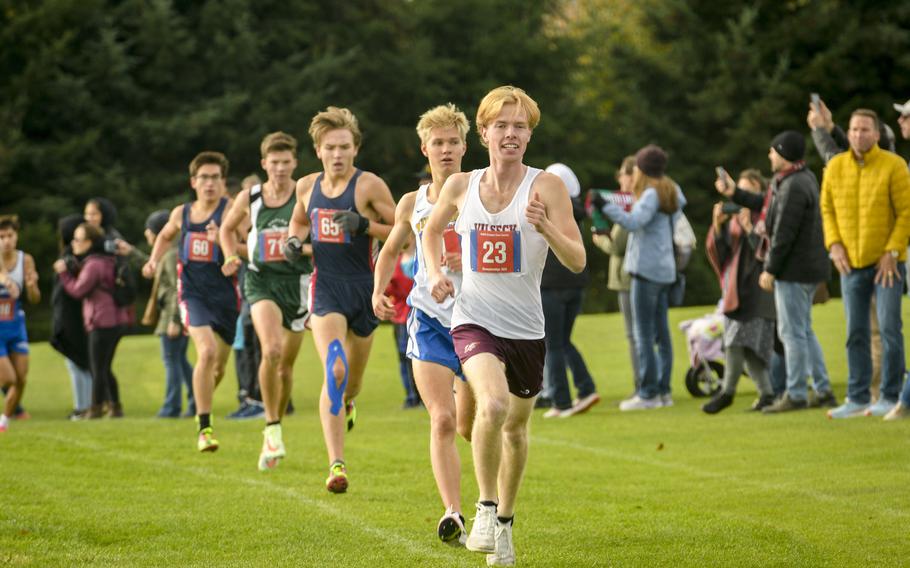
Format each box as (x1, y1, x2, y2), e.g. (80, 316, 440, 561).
(187, 232, 214, 263)
(470, 230, 521, 273)
(258, 229, 288, 263)
(310, 208, 349, 244)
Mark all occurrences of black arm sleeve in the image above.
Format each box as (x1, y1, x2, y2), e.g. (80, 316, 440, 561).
(730, 187, 765, 211)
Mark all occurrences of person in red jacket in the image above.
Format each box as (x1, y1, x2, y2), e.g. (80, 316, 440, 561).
(55, 223, 134, 418)
(385, 247, 419, 408)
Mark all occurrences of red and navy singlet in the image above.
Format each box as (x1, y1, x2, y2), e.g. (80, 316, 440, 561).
(178, 197, 237, 303)
(307, 169, 375, 279)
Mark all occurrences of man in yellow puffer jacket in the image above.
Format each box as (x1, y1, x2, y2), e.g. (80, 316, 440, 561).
(821, 108, 910, 419)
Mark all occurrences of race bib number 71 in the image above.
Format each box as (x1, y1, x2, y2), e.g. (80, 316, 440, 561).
(258, 229, 287, 263)
(470, 229, 521, 273)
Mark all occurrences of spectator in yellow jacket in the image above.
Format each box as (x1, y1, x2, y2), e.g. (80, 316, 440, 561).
(821, 108, 910, 419)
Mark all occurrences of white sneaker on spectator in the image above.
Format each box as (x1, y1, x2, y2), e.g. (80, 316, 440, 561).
(486, 519, 515, 566)
(660, 394, 674, 407)
(466, 502, 497, 553)
(542, 408, 568, 419)
(883, 402, 909, 421)
(570, 393, 601, 415)
(864, 398, 897, 417)
(827, 400, 869, 419)
(619, 395, 661, 411)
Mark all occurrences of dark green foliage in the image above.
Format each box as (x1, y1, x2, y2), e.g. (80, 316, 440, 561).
(2, 0, 910, 335)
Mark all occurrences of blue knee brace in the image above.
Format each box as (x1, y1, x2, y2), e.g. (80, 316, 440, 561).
(326, 339, 348, 416)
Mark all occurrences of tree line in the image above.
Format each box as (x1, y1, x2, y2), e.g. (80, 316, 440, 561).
(2, 0, 908, 338)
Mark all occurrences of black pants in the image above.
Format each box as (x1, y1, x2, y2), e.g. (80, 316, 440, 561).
(88, 326, 123, 406)
(234, 317, 262, 402)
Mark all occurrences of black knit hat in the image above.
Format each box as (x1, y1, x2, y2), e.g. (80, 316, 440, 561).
(770, 131, 805, 162)
(145, 209, 170, 236)
(635, 144, 668, 178)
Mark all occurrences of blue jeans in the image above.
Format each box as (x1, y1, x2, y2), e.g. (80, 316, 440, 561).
(775, 281, 830, 400)
(841, 264, 906, 404)
(630, 277, 672, 399)
(65, 358, 93, 412)
(769, 332, 831, 396)
(542, 288, 597, 409)
(159, 334, 194, 416)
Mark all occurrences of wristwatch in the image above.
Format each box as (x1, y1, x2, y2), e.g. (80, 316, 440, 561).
(890, 250, 900, 259)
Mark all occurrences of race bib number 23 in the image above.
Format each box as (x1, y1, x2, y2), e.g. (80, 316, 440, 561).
(470, 229, 521, 273)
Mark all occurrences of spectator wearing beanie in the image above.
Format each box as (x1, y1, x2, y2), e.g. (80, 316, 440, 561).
(820, 110, 910, 420)
(716, 130, 834, 414)
(596, 144, 687, 411)
(142, 210, 195, 418)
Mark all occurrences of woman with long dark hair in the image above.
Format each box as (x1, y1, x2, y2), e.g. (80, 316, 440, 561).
(597, 145, 686, 410)
(54, 223, 134, 418)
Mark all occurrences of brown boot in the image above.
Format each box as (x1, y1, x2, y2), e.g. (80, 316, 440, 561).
(108, 402, 124, 418)
(86, 405, 105, 419)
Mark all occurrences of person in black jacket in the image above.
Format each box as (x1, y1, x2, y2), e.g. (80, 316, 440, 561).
(716, 131, 834, 413)
(539, 163, 600, 418)
(50, 214, 93, 420)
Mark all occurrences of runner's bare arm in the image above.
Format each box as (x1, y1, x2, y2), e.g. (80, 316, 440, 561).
(23, 254, 40, 304)
(288, 176, 314, 242)
(143, 205, 184, 278)
(372, 192, 417, 320)
(362, 173, 396, 241)
(526, 173, 586, 273)
(423, 173, 468, 301)
(219, 190, 250, 276)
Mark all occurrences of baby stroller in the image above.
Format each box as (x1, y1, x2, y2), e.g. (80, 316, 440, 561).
(679, 308, 725, 398)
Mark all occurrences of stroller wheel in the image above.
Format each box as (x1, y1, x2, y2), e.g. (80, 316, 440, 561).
(685, 361, 724, 397)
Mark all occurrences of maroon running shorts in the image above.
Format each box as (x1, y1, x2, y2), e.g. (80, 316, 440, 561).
(451, 323, 545, 398)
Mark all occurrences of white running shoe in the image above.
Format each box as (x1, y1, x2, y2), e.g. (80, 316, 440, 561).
(466, 502, 497, 553)
(258, 424, 286, 471)
(619, 395, 661, 411)
(437, 505, 467, 546)
(660, 394, 674, 408)
(864, 398, 896, 417)
(486, 519, 515, 566)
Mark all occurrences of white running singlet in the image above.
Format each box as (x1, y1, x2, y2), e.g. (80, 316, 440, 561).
(409, 184, 461, 328)
(452, 167, 548, 340)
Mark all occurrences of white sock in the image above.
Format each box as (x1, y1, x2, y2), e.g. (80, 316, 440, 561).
(0, 414, 9, 427)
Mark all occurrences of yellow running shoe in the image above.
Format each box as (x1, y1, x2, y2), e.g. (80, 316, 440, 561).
(197, 427, 219, 452)
(325, 460, 348, 493)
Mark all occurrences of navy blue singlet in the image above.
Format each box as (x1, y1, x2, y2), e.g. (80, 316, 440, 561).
(307, 169, 374, 279)
(178, 197, 236, 302)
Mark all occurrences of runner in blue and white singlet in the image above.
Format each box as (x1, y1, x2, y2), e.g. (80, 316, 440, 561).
(0, 216, 41, 433)
(371, 104, 476, 546)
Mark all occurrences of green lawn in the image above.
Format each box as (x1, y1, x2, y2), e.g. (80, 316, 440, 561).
(1, 301, 908, 567)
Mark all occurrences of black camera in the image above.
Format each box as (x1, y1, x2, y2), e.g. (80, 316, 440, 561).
(721, 202, 742, 215)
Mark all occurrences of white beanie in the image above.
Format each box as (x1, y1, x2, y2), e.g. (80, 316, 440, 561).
(545, 163, 581, 199)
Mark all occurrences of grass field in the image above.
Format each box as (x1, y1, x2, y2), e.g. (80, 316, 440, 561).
(1, 301, 909, 567)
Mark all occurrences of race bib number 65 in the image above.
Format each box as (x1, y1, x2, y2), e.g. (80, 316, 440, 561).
(310, 208, 349, 244)
(470, 230, 521, 273)
(187, 232, 214, 263)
